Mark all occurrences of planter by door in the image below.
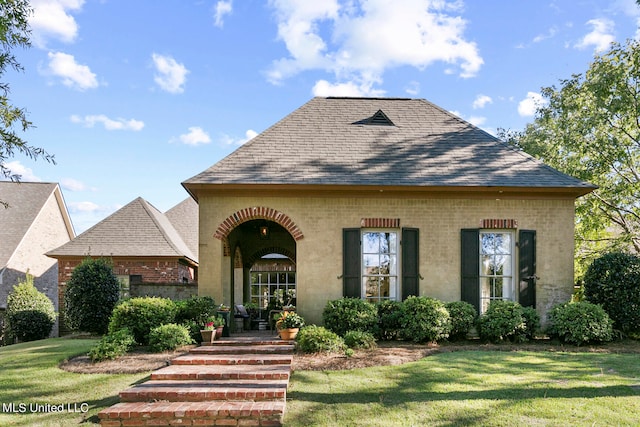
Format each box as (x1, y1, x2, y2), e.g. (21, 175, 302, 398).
(215, 326, 224, 339)
(200, 330, 215, 343)
(279, 328, 299, 341)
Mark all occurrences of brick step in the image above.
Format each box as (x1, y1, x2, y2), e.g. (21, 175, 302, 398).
(209, 337, 290, 346)
(171, 353, 293, 366)
(192, 344, 294, 355)
(152, 364, 291, 381)
(119, 379, 288, 402)
(98, 400, 285, 427)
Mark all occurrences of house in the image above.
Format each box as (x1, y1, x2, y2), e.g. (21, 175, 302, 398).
(182, 97, 596, 325)
(0, 182, 75, 337)
(47, 197, 198, 334)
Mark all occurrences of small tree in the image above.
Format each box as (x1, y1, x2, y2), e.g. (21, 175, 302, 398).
(64, 257, 120, 334)
(5, 273, 56, 342)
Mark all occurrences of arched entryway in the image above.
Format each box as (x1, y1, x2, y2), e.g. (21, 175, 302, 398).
(217, 208, 302, 326)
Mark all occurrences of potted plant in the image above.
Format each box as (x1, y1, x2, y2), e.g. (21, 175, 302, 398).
(276, 311, 305, 341)
(200, 317, 217, 343)
(213, 315, 225, 338)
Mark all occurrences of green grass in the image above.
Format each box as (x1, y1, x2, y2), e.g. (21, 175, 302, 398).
(0, 337, 151, 426)
(285, 350, 640, 426)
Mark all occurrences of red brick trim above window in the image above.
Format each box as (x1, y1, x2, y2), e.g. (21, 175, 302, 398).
(360, 218, 401, 228)
(481, 219, 518, 229)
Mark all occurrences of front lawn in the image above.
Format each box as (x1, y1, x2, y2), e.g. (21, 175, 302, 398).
(285, 349, 640, 426)
(0, 337, 151, 426)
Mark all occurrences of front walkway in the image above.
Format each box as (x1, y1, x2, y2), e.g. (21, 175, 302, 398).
(99, 332, 293, 426)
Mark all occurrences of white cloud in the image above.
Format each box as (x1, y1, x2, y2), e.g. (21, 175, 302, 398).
(532, 26, 558, 43)
(405, 81, 420, 96)
(312, 79, 385, 97)
(176, 127, 211, 146)
(220, 129, 258, 146)
(214, 1, 233, 28)
(61, 178, 89, 192)
(68, 201, 101, 213)
(518, 91, 546, 117)
(472, 94, 492, 109)
(152, 53, 189, 94)
(46, 52, 98, 90)
(30, 0, 84, 48)
(267, 0, 483, 91)
(466, 116, 486, 126)
(575, 18, 615, 52)
(70, 114, 144, 131)
(1, 161, 41, 181)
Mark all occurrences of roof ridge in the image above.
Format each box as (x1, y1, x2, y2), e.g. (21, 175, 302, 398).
(138, 199, 197, 262)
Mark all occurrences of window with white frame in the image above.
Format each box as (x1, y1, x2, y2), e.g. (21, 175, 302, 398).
(479, 231, 514, 313)
(362, 231, 398, 302)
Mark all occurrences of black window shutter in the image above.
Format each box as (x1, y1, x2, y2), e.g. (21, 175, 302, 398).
(518, 229, 537, 308)
(461, 229, 480, 313)
(401, 227, 420, 300)
(343, 228, 361, 298)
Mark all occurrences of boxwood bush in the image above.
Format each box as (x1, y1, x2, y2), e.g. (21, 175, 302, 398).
(399, 296, 450, 343)
(375, 300, 403, 340)
(295, 325, 346, 353)
(88, 328, 136, 362)
(547, 301, 613, 345)
(322, 298, 377, 336)
(6, 274, 56, 342)
(108, 297, 177, 345)
(521, 306, 540, 340)
(64, 257, 120, 334)
(445, 301, 477, 341)
(175, 296, 217, 325)
(583, 252, 640, 334)
(476, 300, 529, 343)
(343, 330, 377, 349)
(148, 323, 193, 352)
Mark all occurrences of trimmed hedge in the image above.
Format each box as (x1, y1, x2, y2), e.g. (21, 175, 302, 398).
(375, 300, 403, 341)
(88, 328, 136, 362)
(322, 298, 377, 336)
(445, 301, 477, 341)
(399, 296, 450, 343)
(343, 330, 377, 349)
(476, 300, 529, 343)
(148, 323, 193, 352)
(547, 301, 613, 345)
(6, 274, 56, 342)
(108, 297, 177, 345)
(296, 325, 346, 353)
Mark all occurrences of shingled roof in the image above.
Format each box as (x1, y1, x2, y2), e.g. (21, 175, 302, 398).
(47, 197, 197, 264)
(183, 97, 595, 195)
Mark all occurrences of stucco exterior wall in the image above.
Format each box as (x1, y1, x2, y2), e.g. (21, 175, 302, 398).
(197, 192, 576, 326)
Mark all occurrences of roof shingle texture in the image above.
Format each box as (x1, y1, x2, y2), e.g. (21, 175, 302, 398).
(184, 97, 595, 191)
(47, 197, 197, 263)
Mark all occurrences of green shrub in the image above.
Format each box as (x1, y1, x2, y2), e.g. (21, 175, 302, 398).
(175, 296, 217, 325)
(476, 300, 528, 343)
(343, 330, 377, 349)
(108, 297, 177, 345)
(445, 301, 477, 341)
(375, 300, 403, 340)
(322, 298, 377, 336)
(399, 296, 450, 343)
(64, 257, 120, 334)
(583, 252, 640, 334)
(521, 306, 540, 339)
(296, 325, 346, 353)
(88, 328, 136, 362)
(181, 319, 201, 343)
(547, 301, 614, 345)
(148, 323, 193, 352)
(6, 274, 56, 342)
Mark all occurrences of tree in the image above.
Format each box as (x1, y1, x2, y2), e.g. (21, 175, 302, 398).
(64, 257, 121, 334)
(0, 0, 55, 205)
(502, 39, 640, 276)
(5, 273, 56, 342)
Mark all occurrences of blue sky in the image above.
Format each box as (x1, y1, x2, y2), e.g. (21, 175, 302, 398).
(4, 0, 640, 234)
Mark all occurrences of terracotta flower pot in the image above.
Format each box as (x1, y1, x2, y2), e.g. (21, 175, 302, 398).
(279, 328, 299, 341)
(200, 329, 215, 343)
(215, 326, 224, 339)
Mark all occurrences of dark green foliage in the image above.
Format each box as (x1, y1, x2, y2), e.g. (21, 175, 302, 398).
(181, 319, 201, 343)
(296, 325, 346, 353)
(583, 252, 640, 334)
(108, 297, 177, 345)
(445, 301, 477, 341)
(399, 296, 450, 343)
(375, 300, 403, 340)
(88, 328, 136, 362)
(175, 296, 217, 325)
(322, 298, 377, 336)
(521, 306, 540, 339)
(476, 300, 528, 343)
(148, 323, 193, 352)
(6, 274, 56, 342)
(547, 301, 614, 345)
(343, 330, 377, 349)
(64, 257, 120, 334)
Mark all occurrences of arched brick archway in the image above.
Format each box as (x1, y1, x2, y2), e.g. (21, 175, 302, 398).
(214, 207, 303, 256)
(245, 246, 295, 267)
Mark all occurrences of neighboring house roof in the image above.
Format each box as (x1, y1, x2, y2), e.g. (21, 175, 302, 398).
(183, 97, 596, 196)
(47, 197, 197, 264)
(0, 181, 75, 270)
(165, 197, 198, 259)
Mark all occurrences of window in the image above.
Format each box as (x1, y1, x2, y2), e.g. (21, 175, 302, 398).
(362, 231, 398, 302)
(249, 264, 296, 320)
(479, 231, 514, 313)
